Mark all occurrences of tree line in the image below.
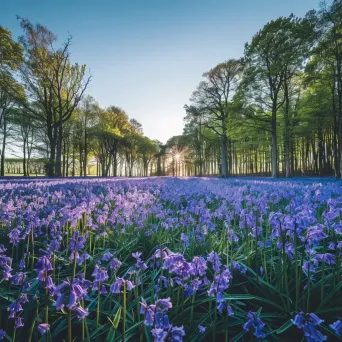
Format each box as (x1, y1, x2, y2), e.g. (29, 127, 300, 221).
(179, 0, 342, 178)
(1, 1, 342, 178)
(0, 18, 162, 177)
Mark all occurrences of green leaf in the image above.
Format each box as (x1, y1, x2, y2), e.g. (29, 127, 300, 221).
(276, 319, 293, 334)
(256, 306, 263, 316)
(230, 332, 244, 342)
(223, 294, 256, 300)
(111, 307, 121, 329)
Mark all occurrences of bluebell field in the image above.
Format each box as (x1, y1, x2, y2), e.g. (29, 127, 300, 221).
(0, 177, 341, 341)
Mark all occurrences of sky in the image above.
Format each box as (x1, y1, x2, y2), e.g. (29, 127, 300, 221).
(1, 0, 324, 144)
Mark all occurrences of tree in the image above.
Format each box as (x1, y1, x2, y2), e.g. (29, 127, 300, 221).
(0, 77, 24, 175)
(121, 119, 144, 177)
(138, 136, 157, 176)
(184, 105, 205, 176)
(16, 18, 91, 176)
(91, 106, 129, 176)
(11, 106, 37, 176)
(312, 1, 342, 177)
(243, 16, 307, 177)
(0, 25, 23, 75)
(188, 59, 244, 177)
(76, 95, 99, 176)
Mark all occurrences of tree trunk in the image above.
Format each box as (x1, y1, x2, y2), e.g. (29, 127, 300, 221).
(23, 138, 27, 177)
(83, 125, 87, 177)
(55, 119, 63, 177)
(284, 74, 291, 178)
(271, 104, 278, 178)
(113, 152, 118, 177)
(47, 124, 57, 177)
(221, 123, 228, 177)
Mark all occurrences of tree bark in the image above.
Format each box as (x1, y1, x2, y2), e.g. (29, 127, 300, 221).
(221, 122, 228, 177)
(271, 104, 278, 178)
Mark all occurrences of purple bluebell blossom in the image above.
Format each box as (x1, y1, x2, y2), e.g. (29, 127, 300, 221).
(109, 258, 122, 272)
(154, 313, 171, 330)
(330, 320, 342, 336)
(243, 311, 266, 339)
(316, 253, 336, 265)
(198, 325, 206, 334)
(8, 228, 21, 245)
(101, 251, 113, 262)
(151, 328, 168, 341)
(171, 326, 185, 342)
(11, 272, 27, 286)
(15, 317, 24, 328)
(292, 312, 305, 328)
(74, 306, 89, 320)
(110, 277, 124, 294)
(207, 251, 221, 272)
(38, 323, 50, 335)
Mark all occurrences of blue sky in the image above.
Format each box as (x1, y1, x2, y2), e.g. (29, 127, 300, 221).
(1, 0, 323, 143)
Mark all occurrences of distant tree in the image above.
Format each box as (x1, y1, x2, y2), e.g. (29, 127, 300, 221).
(189, 59, 244, 177)
(121, 119, 143, 177)
(243, 16, 312, 177)
(16, 18, 91, 176)
(138, 136, 157, 176)
(76, 95, 100, 176)
(91, 106, 129, 176)
(11, 106, 37, 176)
(0, 25, 23, 76)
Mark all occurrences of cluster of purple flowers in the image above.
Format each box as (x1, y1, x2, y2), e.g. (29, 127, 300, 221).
(0, 177, 341, 341)
(292, 312, 327, 341)
(140, 297, 185, 341)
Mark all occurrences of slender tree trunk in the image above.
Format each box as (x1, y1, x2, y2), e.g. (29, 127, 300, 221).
(221, 122, 228, 177)
(0, 115, 7, 177)
(47, 124, 56, 177)
(72, 147, 75, 177)
(55, 119, 63, 177)
(23, 137, 27, 177)
(271, 104, 278, 178)
(113, 152, 118, 177)
(284, 74, 291, 178)
(83, 125, 87, 176)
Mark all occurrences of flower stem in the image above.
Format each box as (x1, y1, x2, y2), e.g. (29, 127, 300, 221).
(122, 281, 127, 342)
(321, 263, 325, 303)
(68, 311, 72, 342)
(96, 284, 101, 328)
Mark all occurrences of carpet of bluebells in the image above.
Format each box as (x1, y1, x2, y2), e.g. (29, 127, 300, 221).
(0, 177, 341, 341)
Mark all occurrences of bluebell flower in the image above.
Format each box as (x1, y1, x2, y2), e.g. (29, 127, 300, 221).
(101, 251, 113, 262)
(74, 306, 89, 320)
(54, 293, 65, 310)
(100, 285, 107, 294)
(243, 311, 265, 339)
(109, 258, 122, 272)
(171, 326, 185, 342)
(110, 278, 124, 294)
(68, 291, 77, 309)
(154, 313, 170, 330)
(151, 328, 168, 342)
(330, 320, 342, 336)
(198, 325, 206, 334)
(292, 312, 305, 328)
(38, 323, 50, 335)
(15, 317, 24, 329)
(308, 313, 324, 326)
(207, 251, 221, 272)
